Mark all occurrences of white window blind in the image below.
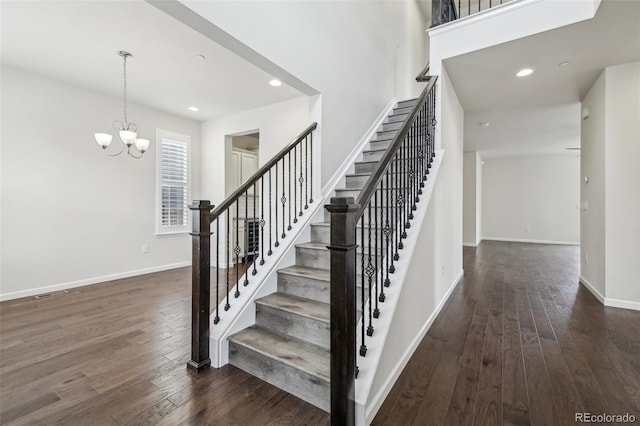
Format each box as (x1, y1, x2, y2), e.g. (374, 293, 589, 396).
(156, 130, 191, 234)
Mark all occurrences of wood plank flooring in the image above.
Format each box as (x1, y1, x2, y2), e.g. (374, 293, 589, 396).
(2, 241, 638, 425)
(374, 241, 640, 425)
(0, 266, 328, 425)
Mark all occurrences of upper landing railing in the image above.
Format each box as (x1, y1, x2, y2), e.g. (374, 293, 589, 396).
(431, 0, 511, 27)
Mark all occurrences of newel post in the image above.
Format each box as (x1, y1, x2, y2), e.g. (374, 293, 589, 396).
(326, 197, 358, 426)
(187, 200, 214, 372)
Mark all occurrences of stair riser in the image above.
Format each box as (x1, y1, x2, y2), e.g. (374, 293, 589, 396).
(382, 120, 404, 131)
(277, 271, 363, 305)
(335, 188, 413, 206)
(397, 99, 417, 108)
(363, 150, 385, 162)
(256, 304, 329, 350)
(229, 342, 330, 412)
(296, 246, 384, 270)
(323, 206, 402, 223)
(346, 174, 371, 188)
(369, 140, 392, 151)
(311, 224, 386, 246)
(346, 174, 403, 188)
(393, 106, 413, 115)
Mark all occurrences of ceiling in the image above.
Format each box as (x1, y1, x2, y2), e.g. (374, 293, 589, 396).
(0, 1, 304, 122)
(444, 0, 640, 158)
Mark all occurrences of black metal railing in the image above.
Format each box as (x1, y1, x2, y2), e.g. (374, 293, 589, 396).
(326, 73, 438, 423)
(431, 0, 509, 27)
(187, 123, 317, 372)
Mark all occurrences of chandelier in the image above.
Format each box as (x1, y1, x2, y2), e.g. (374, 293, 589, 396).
(94, 50, 149, 159)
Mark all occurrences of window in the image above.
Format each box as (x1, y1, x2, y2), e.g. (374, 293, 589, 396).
(156, 129, 191, 235)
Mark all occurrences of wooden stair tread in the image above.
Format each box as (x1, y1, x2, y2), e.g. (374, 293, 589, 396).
(229, 326, 329, 382)
(256, 292, 330, 323)
(278, 264, 330, 281)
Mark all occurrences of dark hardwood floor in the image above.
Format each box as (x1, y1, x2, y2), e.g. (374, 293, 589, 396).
(0, 265, 328, 425)
(1, 242, 638, 425)
(374, 241, 640, 425)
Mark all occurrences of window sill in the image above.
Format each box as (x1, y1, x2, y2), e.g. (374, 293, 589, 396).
(156, 231, 190, 238)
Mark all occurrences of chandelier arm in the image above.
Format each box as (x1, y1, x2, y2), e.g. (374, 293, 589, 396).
(108, 140, 125, 157)
(127, 147, 143, 159)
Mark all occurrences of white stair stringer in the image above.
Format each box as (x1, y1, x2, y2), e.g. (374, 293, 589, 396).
(355, 150, 445, 425)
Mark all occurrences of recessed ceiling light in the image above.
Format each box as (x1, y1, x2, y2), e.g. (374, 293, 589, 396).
(479, 122, 491, 127)
(559, 61, 570, 67)
(516, 68, 534, 77)
(188, 106, 199, 112)
(196, 54, 205, 60)
(269, 79, 282, 87)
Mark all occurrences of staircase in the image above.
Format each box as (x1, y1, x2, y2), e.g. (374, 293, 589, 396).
(227, 98, 417, 411)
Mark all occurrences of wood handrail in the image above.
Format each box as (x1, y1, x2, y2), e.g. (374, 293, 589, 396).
(416, 62, 431, 82)
(209, 122, 317, 222)
(354, 76, 438, 219)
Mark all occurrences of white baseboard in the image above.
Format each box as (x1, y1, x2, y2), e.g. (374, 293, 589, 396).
(482, 237, 579, 246)
(604, 298, 640, 311)
(0, 261, 191, 302)
(579, 276, 605, 304)
(365, 269, 463, 424)
(463, 242, 478, 247)
(579, 276, 640, 311)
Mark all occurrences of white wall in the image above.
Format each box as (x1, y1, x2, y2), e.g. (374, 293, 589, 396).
(200, 96, 311, 266)
(604, 61, 640, 306)
(180, 0, 429, 188)
(463, 151, 482, 246)
(1, 67, 201, 300)
(482, 154, 580, 245)
(200, 96, 310, 207)
(581, 62, 640, 309)
(580, 71, 606, 297)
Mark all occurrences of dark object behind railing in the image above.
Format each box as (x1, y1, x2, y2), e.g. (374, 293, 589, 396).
(187, 122, 317, 372)
(327, 73, 438, 424)
(432, 0, 508, 27)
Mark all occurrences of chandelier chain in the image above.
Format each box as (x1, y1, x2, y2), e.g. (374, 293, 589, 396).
(123, 54, 128, 126)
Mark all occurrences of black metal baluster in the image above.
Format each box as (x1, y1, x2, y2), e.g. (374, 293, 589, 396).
(214, 218, 220, 324)
(299, 138, 304, 217)
(252, 183, 258, 276)
(304, 135, 309, 210)
(432, 88, 437, 161)
(288, 153, 292, 231)
(395, 151, 403, 254)
(244, 191, 249, 286)
(373, 189, 380, 318)
(225, 209, 231, 311)
(468, 0, 470, 17)
(366, 203, 374, 336)
(293, 146, 297, 224)
(234, 200, 241, 297)
(402, 138, 409, 237)
(360, 218, 366, 356)
(281, 159, 286, 238)
(309, 132, 314, 204)
(384, 167, 392, 285)
(260, 176, 266, 265)
(275, 163, 280, 246)
(412, 123, 416, 208)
